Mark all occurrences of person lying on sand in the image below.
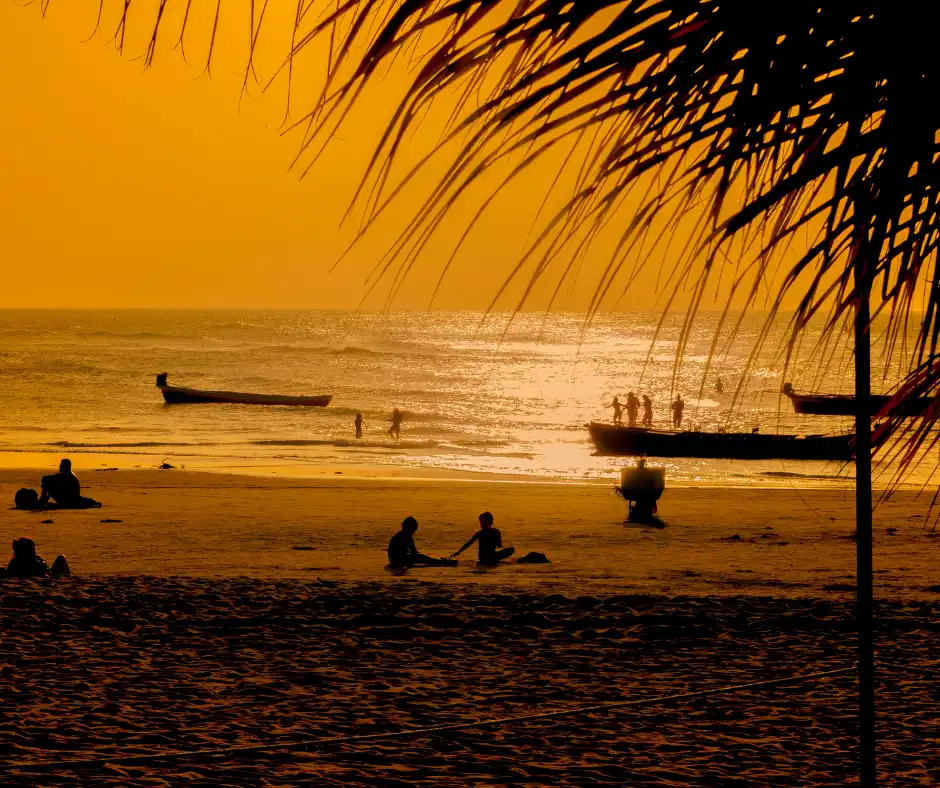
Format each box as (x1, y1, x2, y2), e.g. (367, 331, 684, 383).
(388, 517, 450, 569)
(35, 459, 101, 509)
(4, 537, 70, 579)
(451, 511, 515, 567)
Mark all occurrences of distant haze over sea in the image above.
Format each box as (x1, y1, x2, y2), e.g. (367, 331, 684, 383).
(0, 309, 916, 487)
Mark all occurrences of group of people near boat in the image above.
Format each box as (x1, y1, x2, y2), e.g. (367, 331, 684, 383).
(607, 393, 686, 429)
(388, 512, 515, 569)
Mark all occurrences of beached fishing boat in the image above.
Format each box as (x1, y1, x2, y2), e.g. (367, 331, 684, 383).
(782, 382, 933, 417)
(156, 374, 332, 407)
(587, 423, 854, 460)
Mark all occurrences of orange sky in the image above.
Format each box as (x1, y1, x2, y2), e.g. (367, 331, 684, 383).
(0, 2, 817, 312)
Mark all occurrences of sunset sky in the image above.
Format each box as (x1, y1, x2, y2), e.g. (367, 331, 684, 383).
(0, 2, 809, 312)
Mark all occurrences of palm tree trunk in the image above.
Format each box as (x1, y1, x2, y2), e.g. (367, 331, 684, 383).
(854, 249, 876, 786)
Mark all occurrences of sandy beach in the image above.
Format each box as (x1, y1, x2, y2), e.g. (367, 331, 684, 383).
(2, 468, 939, 785)
(2, 467, 938, 597)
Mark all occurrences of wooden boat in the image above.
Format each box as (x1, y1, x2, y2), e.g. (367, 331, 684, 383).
(782, 382, 933, 417)
(587, 423, 854, 460)
(156, 374, 332, 407)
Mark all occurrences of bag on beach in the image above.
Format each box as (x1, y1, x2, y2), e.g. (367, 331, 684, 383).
(14, 488, 40, 510)
(517, 551, 550, 564)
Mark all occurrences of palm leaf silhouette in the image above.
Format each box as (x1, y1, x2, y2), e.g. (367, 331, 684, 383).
(34, 1, 940, 783)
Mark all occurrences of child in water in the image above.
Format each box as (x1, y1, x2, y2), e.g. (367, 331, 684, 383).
(451, 512, 515, 566)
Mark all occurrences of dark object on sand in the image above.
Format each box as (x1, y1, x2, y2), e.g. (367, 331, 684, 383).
(588, 422, 855, 460)
(100, 519, 122, 523)
(14, 488, 40, 510)
(159, 461, 175, 469)
(783, 381, 933, 417)
(517, 552, 550, 564)
(156, 373, 332, 407)
(617, 460, 666, 527)
(292, 545, 314, 551)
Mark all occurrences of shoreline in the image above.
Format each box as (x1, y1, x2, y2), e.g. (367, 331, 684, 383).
(0, 449, 867, 490)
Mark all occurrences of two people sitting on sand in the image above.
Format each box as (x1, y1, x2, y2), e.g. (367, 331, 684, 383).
(3, 537, 70, 579)
(14, 459, 101, 510)
(387, 511, 516, 569)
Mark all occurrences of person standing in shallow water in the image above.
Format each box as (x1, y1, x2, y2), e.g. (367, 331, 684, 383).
(451, 512, 515, 566)
(354, 413, 363, 439)
(671, 394, 685, 429)
(606, 396, 624, 425)
(641, 395, 653, 427)
(388, 408, 404, 439)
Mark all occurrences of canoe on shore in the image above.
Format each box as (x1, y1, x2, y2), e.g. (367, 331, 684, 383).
(156, 374, 332, 407)
(587, 423, 854, 461)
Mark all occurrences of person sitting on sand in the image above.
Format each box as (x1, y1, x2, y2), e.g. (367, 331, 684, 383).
(388, 517, 447, 569)
(39, 458, 81, 507)
(34, 458, 101, 509)
(451, 511, 515, 567)
(5, 537, 70, 579)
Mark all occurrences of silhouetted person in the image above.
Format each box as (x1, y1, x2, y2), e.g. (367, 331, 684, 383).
(606, 396, 624, 425)
(387, 517, 446, 568)
(715, 377, 724, 395)
(451, 511, 515, 566)
(671, 395, 685, 429)
(5, 538, 69, 579)
(354, 413, 363, 439)
(626, 392, 640, 427)
(642, 395, 653, 427)
(39, 459, 80, 507)
(389, 409, 404, 439)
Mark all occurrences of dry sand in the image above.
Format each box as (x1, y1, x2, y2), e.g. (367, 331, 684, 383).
(2, 468, 939, 786)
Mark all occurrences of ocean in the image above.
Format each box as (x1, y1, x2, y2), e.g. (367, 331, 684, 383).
(0, 309, 916, 488)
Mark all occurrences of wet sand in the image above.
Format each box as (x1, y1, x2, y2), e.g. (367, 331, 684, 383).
(2, 469, 939, 785)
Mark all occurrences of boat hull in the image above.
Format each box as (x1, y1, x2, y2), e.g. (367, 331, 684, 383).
(160, 385, 333, 407)
(587, 423, 853, 461)
(786, 392, 933, 417)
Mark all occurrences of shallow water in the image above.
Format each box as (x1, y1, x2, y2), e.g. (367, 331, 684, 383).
(0, 309, 920, 487)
